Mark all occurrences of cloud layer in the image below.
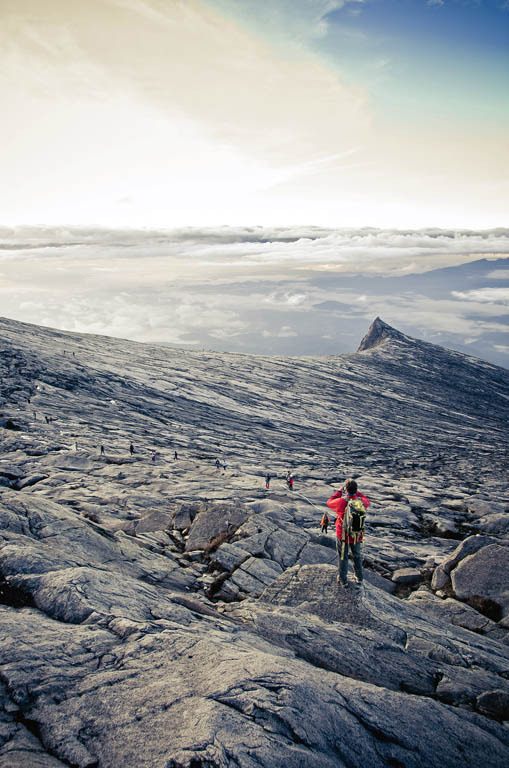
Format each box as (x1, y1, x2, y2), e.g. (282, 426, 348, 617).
(2, 226, 508, 366)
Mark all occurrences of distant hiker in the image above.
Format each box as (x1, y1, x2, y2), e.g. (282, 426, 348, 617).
(265, 472, 271, 489)
(130, 443, 134, 455)
(223, 460, 227, 470)
(327, 478, 370, 588)
(75, 441, 78, 451)
(215, 458, 221, 469)
(320, 512, 329, 534)
(45, 415, 49, 424)
(152, 451, 157, 462)
(286, 473, 294, 490)
(174, 451, 178, 460)
(100, 444, 105, 456)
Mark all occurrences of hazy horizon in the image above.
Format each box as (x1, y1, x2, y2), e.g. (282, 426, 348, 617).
(2, 3, 508, 366)
(2, 225, 508, 367)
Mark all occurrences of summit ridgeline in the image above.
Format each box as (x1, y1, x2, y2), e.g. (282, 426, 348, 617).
(357, 316, 407, 352)
(0, 315, 509, 767)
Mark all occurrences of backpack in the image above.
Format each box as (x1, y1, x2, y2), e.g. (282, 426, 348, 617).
(342, 497, 367, 547)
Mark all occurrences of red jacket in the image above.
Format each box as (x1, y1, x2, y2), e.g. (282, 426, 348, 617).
(326, 489, 370, 543)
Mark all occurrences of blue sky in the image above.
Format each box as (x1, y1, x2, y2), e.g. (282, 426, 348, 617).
(1, 0, 507, 228)
(210, 0, 509, 121)
(1, 2, 508, 363)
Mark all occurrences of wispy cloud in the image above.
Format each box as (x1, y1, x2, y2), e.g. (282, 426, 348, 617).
(451, 288, 509, 304)
(209, 1, 367, 42)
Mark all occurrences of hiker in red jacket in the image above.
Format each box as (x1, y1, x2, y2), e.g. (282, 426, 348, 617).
(327, 478, 370, 588)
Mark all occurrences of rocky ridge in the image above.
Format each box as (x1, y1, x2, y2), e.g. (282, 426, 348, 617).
(0, 315, 508, 767)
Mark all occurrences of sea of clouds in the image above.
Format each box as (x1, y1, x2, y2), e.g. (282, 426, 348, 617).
(1, 226, 508, 366)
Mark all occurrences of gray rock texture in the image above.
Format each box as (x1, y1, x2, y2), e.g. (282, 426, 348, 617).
(451, 543, 509, 619)
(1, 315, 508, 767)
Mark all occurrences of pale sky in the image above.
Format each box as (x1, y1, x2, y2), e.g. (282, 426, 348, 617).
(2, 0, 508, 228)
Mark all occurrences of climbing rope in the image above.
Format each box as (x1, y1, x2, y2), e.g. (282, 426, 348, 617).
(291, 489, 326, 514)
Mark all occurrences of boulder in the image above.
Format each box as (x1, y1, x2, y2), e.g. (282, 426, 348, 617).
(172, 502, 205, 531)
(209, 542, 251, 573)
(392, 568, 422, 585)
(475, 689, 509, 721)
(229, 567, 266, 597)
(431, 566, 450, 591)
(263, 527, 308, 569)
(364, 569, 396, 594)
(441, 499, 467, 512)
(466, 499, 508, 518)
(135, 509, 174, 534)
(407, 590, 497, 634)
(185, 502, 250, 552)
(436, 667, 509, 708)
(432, 518, 460, 538)
(440, 535, 498, 575)
(0, 417, 21, 431)
(451, 544, 509, 620)
(239, 556, 282, 586)
(474, 514, 509, 536)
(13, 473, 48, 490)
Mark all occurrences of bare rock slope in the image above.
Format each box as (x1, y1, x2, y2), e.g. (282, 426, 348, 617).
(0, 315, 508, 767)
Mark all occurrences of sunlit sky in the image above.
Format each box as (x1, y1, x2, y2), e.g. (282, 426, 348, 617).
(2, 0, 508, 228)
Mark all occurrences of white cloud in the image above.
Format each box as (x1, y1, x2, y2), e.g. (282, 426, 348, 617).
(263, 326, 298, 338)
(1, 225, 507, 365)
(451, 288, 509, 304)
(264, 291, 308, 307)
(3, 2, 508, 229)
(0, 0, 371, 226)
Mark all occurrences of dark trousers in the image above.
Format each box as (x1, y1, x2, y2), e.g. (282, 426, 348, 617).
(336, 539, 363, 584)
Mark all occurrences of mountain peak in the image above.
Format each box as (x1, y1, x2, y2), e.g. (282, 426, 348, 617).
(357, 317, 404, 352)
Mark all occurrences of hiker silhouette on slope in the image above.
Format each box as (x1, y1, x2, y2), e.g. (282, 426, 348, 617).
(327, 478, 370, 588)
(320, 512, 329, 534)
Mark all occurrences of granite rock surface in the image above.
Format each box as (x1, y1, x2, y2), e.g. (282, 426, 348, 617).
(1, 315, 508, 767)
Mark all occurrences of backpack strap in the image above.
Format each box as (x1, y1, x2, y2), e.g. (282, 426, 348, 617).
(340, 501, 351, 558)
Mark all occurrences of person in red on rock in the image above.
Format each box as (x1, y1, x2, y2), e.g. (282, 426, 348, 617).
(327, 478, 370, 588)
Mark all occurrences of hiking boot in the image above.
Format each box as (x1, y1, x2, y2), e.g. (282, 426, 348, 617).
(336, 574, 348, 588)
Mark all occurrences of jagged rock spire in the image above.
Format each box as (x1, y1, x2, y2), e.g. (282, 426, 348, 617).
(357, 317, 402, 352)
